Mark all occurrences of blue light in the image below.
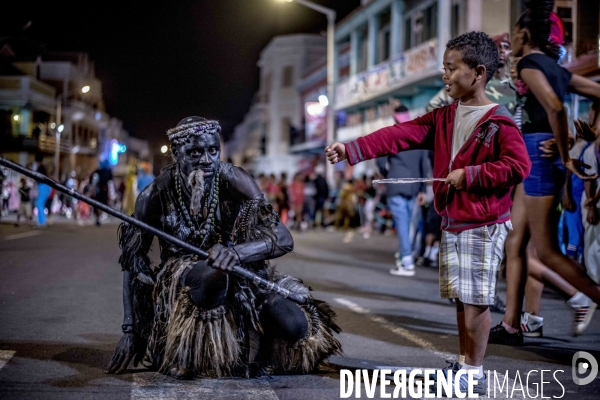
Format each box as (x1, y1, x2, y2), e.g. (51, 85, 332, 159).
(119, 144, 127, 153)
(110, 140, 119, 165)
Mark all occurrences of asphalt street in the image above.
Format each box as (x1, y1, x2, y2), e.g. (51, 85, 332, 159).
(0, 219, 598, 399)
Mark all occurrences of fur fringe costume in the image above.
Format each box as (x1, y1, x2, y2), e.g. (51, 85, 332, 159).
(118, 162, 341, 378)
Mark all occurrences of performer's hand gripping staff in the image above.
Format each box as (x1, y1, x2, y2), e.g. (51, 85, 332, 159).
(0, 156, 308, 305)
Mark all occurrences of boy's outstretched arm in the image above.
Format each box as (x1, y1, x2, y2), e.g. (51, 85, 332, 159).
(326, 110, 437, 165)
(463, 125, 532, 190)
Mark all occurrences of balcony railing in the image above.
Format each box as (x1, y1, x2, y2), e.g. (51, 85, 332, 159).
(336, 39, 439, 110)
(38, 134, 72, 154)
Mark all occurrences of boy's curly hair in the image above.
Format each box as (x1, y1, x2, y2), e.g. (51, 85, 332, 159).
(446, 31, 499, 82)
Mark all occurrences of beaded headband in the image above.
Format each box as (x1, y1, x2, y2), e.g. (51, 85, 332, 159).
(166, 120, 221, 143)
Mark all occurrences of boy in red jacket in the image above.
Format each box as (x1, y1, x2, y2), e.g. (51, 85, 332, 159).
(326, 31, 531, 395)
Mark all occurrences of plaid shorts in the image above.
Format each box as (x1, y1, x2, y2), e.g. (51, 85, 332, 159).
(439, 222, 511, 305)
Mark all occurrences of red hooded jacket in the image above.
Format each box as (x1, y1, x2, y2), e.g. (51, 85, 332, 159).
(344, 102, 531, 232)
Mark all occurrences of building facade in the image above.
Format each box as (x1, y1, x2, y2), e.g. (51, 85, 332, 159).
(228, 34, 327, 177)
(0, 49, 149, 182)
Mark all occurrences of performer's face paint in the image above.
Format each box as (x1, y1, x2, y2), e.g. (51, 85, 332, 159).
(172, 133, 221, 179)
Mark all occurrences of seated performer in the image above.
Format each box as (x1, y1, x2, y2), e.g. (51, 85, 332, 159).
(105, 117, 341, 379)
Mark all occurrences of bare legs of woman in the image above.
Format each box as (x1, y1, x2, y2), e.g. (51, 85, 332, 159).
(501, 184, 529, 330)
(526, 195, 600, 303)
(489, 184, 599, 344)
(525, 242, 577, 315)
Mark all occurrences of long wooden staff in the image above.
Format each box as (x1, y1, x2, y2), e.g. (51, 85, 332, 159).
(0, 156, 307, 304)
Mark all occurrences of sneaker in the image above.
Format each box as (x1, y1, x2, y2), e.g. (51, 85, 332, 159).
(390, 260, 415, 277)
(416, 256, 430, 267)
(571, 302, 597, 336)
(422, 359, 462, 389)
(520, 312, 543, 337)
(488, 323, 523, 345)
(489, 295, 507, 313)
(445, 372, 487, 397)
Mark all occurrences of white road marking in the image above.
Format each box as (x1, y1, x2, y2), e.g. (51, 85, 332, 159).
(0, 350, 15, 370)
(334, 298, 525, 399)
(334, 297, 454, 360)
(3, 231, 41, 241)
(132, 372, 279, 400)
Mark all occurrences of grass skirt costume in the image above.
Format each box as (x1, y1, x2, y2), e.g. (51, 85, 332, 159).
(118, 162, 341, 378)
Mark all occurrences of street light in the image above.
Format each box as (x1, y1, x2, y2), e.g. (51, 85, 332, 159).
(160, 145, 168, 154)
(54, 85, 91, 180)
(278, 0, 336, 186)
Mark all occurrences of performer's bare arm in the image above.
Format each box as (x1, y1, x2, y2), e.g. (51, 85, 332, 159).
(106, 183, 160, 374)
(208, 166, 293, 271)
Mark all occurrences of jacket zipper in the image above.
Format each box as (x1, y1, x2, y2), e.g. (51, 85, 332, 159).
(444, 111, 492, 229)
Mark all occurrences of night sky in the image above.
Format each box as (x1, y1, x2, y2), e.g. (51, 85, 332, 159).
(1, 0, 361, 152)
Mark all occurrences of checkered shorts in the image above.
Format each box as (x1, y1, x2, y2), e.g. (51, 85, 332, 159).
(439, 222, 511, 305)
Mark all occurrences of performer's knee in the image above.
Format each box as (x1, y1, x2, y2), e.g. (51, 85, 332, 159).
(262, 294, 308, 343)
(183, 261, 228, 309)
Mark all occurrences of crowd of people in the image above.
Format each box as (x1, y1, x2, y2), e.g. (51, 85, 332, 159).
(0, 156, 154, 227)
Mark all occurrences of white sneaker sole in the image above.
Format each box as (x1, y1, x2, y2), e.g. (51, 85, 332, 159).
(389, 268, 415, 277)
(573, 302, 597, 336)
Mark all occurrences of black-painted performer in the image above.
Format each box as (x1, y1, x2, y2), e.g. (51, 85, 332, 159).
(104, 117, 341, 379)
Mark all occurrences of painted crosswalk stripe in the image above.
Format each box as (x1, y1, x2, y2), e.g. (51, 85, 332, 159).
(131, 372, 279, 400)
(3, 231, 41, 240)
(0, 350, 15, 370)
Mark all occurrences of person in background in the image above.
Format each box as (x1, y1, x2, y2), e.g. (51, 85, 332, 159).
(303, 173, 317, 228)
(361, 176, 378, 239)
(377, 104, 428, 277)
(15, 178, 32, 226)
(122, 164, 138, 216)
(335, 178, 356, 231)
(277, 172, 290, 225)
(313, 165, 329, 228)
(490, 0, 600, 345)
(137, 162, 155, 193)
(34, 153, 51, 227)
(0, 168, 8, 220)
(581, 113, 600, 284)
(91, 159, 114, 226)
(289, 172, 305, 230)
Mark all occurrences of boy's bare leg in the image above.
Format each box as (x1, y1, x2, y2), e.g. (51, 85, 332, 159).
(456, 300, 466, 357)
(462, 301, 491, 366)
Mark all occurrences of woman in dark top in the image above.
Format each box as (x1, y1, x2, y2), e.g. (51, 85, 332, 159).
(490, 0, 600, 343)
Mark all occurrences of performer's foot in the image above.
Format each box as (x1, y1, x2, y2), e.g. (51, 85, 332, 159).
(168, 367, 193, 380)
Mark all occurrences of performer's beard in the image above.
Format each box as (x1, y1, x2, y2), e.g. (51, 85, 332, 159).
(187, 169, 205, 216)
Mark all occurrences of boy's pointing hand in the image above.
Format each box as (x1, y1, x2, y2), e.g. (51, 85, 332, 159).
(446, 169, 466, 190)
(326, 143, 347, 164)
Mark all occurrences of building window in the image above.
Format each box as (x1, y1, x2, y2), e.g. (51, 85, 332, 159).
(403, 17, 412, 51)
(281, 117, 291, 144)
(357, 24, 369, 72)
(282, 66, 294, 87)
(403, 0, 438, 50)
(555, 1, 575, 50)
(377, 7, 391, 63)
(451, 0, 463, 38)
